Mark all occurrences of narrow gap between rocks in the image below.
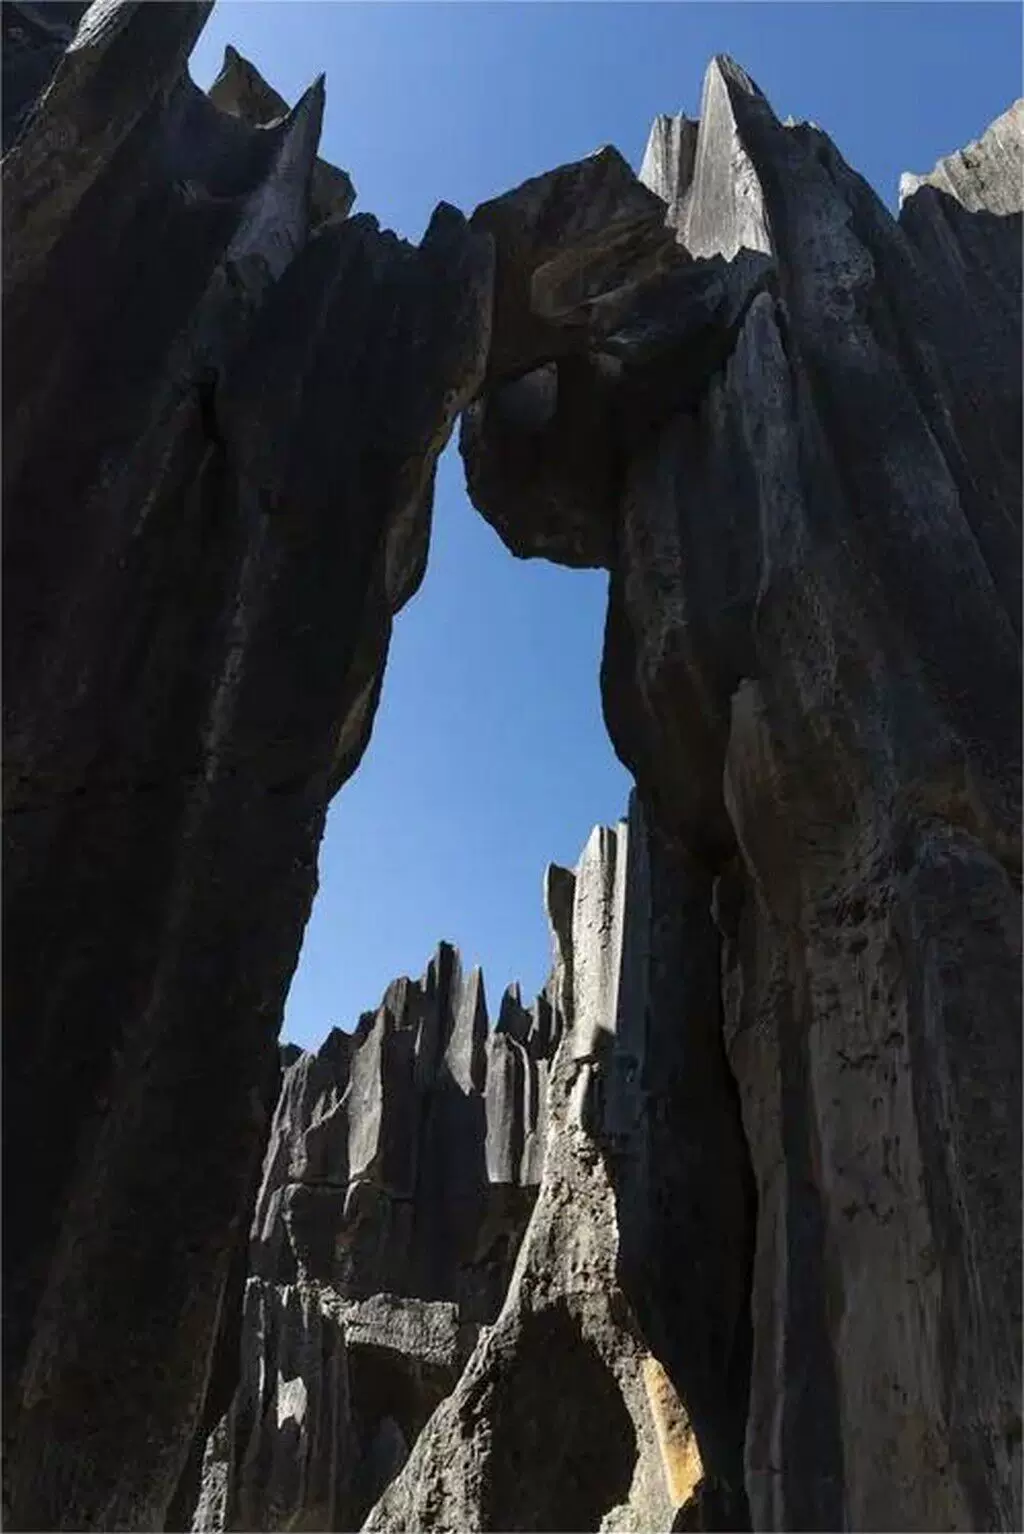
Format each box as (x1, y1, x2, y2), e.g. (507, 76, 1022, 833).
(281, 438, 632, 1052)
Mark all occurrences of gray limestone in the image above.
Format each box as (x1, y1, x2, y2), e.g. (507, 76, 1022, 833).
(461, 54, 1022, 1534)
(5, 9, 1020, 1532)
(190, 942, 561, 1531)
(364, 800, 704, 1534)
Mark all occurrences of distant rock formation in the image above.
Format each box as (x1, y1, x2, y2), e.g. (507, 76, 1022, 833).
(4, 4, 1021, 1531)
(2, 7, 490, 1528)
(189, 942, 561, 1531)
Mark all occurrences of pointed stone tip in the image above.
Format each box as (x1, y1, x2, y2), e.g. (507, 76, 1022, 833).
(582, 821, 613, 865)
(544, 862, 575, 899)
(586, 143, 637, 177)
(320, 1024, 353, 1061)
(291, 74, 325, 127)
(208, 40, 289, 125)
(434, 939, 463, 980)
(301, 72, 326, 119)
(543, 862, 576, 965)
(421, 201, 470, 249)
(470, 966, 489, 1024)
(495, 981, 529, 1041)
(707, 53, 767, 104)
(351, 1008, 379, 1048)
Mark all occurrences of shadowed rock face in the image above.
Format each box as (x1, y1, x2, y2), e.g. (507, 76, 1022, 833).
(2, 7, 491, 1528)
(461, 57, 1022, 1534)
(1, 2, 90, 149)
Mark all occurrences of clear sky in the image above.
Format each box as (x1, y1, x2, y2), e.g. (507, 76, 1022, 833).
(189, 3, 1022, 1050)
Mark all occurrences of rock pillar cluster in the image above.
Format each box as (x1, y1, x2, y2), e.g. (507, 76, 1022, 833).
(195, 803, 713, 1534)
(4, 3, 1021, 1530)
(363, 801, 709, 1534)
(189, 943, 561, 1531)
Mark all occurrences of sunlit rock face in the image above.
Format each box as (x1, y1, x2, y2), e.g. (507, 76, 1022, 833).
(188, 942, 562, 1532)
(2, 7, 491, 1527)
(364, 800, 716, 1534)
(461, 58, 1022, 1534)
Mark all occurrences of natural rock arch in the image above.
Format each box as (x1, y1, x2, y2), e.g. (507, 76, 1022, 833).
(3, 5, 1020, 1532)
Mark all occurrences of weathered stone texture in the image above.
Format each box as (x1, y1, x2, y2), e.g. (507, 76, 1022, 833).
(364, 802, 703, 1534)
(191, 943, 561, 1531)
(6, 8, 1020, 1532)
(2, 8, 491, 1528)
(461, 56, 1022, 1534)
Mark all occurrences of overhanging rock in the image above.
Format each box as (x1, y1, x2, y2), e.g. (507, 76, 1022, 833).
(462, 53, 1022, 1534)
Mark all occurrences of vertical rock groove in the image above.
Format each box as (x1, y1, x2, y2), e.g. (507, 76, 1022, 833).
(459, 55, 1021, 1534)
(3, 10, 491, 1527)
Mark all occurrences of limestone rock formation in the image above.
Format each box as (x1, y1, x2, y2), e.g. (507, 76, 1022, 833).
(2, 8, 491, 1528)
(5, 4, 1021, 1530)
(191, 943, 562, 1531)
(194, 804, 709, 1534)
(364, 801, 706, 1534)
(461, 56, 1022, 1534)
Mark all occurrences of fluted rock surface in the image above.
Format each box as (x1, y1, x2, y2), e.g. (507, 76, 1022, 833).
(2, 7, 491, 1529)
(366, 799, 715, 1534)
(191, 944, 561, 1531)
(461, 57, 1022, 1533)
(196, 805, 739, 1534)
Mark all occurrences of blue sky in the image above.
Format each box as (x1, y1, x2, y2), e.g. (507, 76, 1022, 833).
(190, 3, 1022, 1050)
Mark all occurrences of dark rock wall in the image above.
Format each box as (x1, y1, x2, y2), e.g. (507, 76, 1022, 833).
(2, 8, 490, 1529)
(461, 60, 1022, 1533)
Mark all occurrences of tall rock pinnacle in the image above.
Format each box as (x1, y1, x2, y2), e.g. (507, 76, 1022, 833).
(2, 6, 491, 1526)
(461, 53, 1022, 1534)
